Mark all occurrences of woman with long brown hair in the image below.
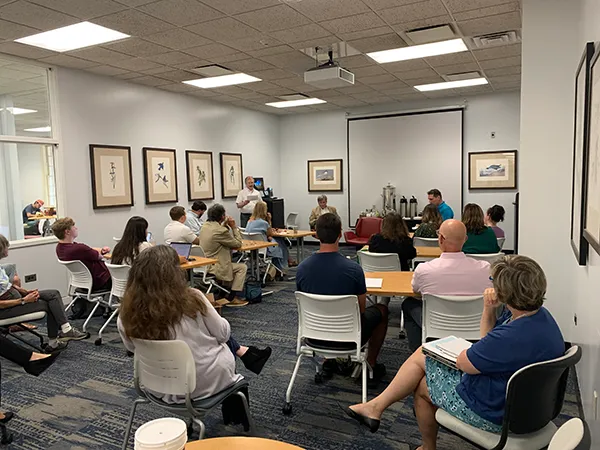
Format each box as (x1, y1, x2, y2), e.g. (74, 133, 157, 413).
(117, 245, 271, 403)
(368, 212, 416, 271)
(414, 204, 443, 238)
(462, 203, 500, 254)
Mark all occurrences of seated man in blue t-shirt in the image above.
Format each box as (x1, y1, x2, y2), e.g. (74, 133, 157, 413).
(296, 213, 388, 385)
(427, 188, 454, 221)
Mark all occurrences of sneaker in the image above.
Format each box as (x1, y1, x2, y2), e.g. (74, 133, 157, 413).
(44, 341, 68, 354)
(58, 327, 90, 342)
(225, 297, 249, 307)
(240, 346, 272, 374)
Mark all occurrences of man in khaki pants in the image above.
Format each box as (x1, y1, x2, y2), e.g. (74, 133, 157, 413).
(199, 204, 248, 307)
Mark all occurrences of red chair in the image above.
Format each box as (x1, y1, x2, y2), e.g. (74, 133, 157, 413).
(344, 217, 383, 247)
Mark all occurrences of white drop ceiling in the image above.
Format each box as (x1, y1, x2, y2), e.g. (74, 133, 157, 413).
(0, 0, 522, 117)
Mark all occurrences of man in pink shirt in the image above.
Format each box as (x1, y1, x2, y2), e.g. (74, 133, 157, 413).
(403, 219, 492, 351)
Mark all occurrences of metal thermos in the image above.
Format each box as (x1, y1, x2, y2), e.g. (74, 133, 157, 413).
(409, 196, 418, 218)
(399, 196, 408, 217)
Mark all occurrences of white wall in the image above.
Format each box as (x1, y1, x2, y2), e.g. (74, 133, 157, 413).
(279, 91, 520, 249)
(18, 143, 45, 206)
(521, 0, 600, 437)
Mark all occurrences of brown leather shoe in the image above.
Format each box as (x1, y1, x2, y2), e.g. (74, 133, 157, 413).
(225, 297, 249, 307)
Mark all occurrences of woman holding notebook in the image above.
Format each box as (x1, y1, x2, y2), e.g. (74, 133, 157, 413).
(346, 255, 564, 450)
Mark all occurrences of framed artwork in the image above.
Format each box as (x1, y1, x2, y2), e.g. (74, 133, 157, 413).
(571, 42, 594, 264)
(186, 151, 214, 201)
(220, 152, 243, 198)
(142, 147, 178, 204)
(89, 144, 134, 209)
(584, 44, 600, 255)
(307, 159, 343, 192)
(468, 151, 517, 190)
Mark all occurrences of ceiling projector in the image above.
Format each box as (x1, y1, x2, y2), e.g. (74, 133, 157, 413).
(304, 50, 355, 89)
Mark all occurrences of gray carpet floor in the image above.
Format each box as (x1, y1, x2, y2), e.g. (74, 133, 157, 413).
(0, 245, 583, 449)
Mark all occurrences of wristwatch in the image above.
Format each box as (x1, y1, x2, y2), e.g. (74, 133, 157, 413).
(20, 299, 25, 305)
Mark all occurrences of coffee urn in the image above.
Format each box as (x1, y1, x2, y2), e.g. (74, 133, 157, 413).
(409, 196, 419, 218)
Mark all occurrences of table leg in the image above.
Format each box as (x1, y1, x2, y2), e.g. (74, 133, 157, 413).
(300, 237, 305, 262)
(296, 237, 301, 263)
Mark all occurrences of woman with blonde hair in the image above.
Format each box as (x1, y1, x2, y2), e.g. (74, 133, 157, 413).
(462, 203, 500, 254)
(245, 202, 294, 273)
(117, 245, 271, 403)
(414, 204, 443, 238)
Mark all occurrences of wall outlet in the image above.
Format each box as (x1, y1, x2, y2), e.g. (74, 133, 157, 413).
(491, 131, 496, 138)
(573, 313, 578, 326)
(24, 274, 36, 283)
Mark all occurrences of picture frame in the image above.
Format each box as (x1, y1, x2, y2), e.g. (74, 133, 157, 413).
(307, 159, 343, 192)
(584, 43, 600, 256)
(570, 42, 594, 264)
(89, 144, 134, 209)
(219, 152, 243, 198)
(185, 150, 214, 201)
(468, 150, 517, 190)
(142, 147, 178, 204)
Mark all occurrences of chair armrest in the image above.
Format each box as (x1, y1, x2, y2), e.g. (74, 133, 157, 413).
(344, 231, 358, 241)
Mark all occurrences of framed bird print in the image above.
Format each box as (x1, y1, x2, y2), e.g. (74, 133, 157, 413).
(186, 150, 214, 201)
(220, 152, 243, 198)
(143, 147, 178, 204)
(89, 144, 134, 209)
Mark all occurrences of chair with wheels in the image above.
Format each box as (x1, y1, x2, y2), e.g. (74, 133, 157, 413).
(0, 312, 48, 352)
(283, 292, 371, 416)
(548, 417, 590, 450)
(190, 245, 230, 296)
(57, 259, 111, 332)
(242, 231, 283, 284)
(467, 253, 505, 264)
(122, 339, 255, 450)
(95, 264, 130, 346)
(344, 217, 382, 247)
(436, 345, 582, 450)
(421, 294, 484, 343)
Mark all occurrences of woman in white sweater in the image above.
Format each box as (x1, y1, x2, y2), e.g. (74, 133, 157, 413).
(117, 245, 271, 403)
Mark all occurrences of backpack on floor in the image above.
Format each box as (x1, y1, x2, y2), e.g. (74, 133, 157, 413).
(243, 277, 262, 304)
(68, 298, 106, 320)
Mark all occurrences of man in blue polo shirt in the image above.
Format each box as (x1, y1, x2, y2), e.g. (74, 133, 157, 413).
(427, 188, 454, 221)
(296, 213, 388, 386)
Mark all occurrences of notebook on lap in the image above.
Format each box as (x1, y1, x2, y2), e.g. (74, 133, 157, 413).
(422, 336, 472, 370)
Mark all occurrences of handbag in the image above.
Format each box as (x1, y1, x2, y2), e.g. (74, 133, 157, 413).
(243, 277, 262, 304)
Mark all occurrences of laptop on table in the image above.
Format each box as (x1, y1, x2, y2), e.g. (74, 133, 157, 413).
(169, 242, 194, 261)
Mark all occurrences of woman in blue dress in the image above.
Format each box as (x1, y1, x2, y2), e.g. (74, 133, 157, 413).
(245, 202, 290, 274)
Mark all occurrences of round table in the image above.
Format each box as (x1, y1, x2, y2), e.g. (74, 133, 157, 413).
(185, 437, 303, 449)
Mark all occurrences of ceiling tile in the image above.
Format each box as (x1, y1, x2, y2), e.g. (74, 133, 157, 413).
(224, 35, 283, 52)
(483, 65, 520, 77)
(188, 88, 218, 98)
(458, 12, 521, 36)
(186, 17, 262, 41)
(158, 82, 198, 92)
(184, 43, 238, 59)
(435, 62, 480, 75)
(27, 0, 126, 20)
(453, 2, 520, 21)
(108, 57, 162, 71)
(425, 51, 475, 67)
(478, 55, 520, 69)
(248, 81, 291, 94)
(235, 4, 311, 33)
(259, 51, 315, 73)
(38, 54, 99, 69)
(0, 18, 38, 40)
(271, 23, 332, 44)
(114, 71, 142, 79)
(113, 0, 155, 5)
(272, 76, 305, 88)
(86, 65, 129, 76)
(289, 36, 339, 50)
(369, 80, 411, 91)
(336, 26, 395, 42)
(348, 33, 406, 53)
(233, 91, 273, 100)
(145, 51, 199, 65)
(444, 0, 516, 13)
(144, 28, 212, 50)
(67, 47, 132, 64)
(491, 80, 519, 90)
(380, 0, 447, 25)
(361, 0, 426, 9)
(379, 86, 416, 96)
(381, 58, 431, 73)
(472, 43, 521, 61)
(140, 65, 174, 75)
(288, 0, 371, 21)
(209, 53, 249, 64)
(0, 41, 55, 59)
(351, 65, 388, 77)
(0, 1, 79, 30)
(248, 44, 294, 58)
(226, 58, 276, 72)
(308, 88, 344, 99)
(402, 75, 444, 85)
(102, 38, 172, 58)
(365, 96, 393, 104)
(320, 12, 387, 35)
(391, 15, 453, 35)
(93, 10, 174, 36)
(359, 73, 397, 85)
(139, 0, 224, 27)
(336, 83, 376, 94)
(390, 92, 427, 101)
(247, 68, 296, 80)
(488, 74, 520, 84)
(337, 54, 375, 69)
(211, 85, 253, 96)
(198, 0, 281, 15)
(128, 75, 171, 86)
(397, 67, 440, 80)
(328, 96, 367, 107)
(171, 59, 211, 70)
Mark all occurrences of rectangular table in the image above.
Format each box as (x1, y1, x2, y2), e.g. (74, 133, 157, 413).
(238, 239, 278, 285)
(365, 271, 416, 296)
(271, 229, 316, 263)
(360, 245, 442, 259)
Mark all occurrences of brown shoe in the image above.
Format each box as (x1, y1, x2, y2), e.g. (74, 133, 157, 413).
(215, 299, 230, 306)
(225, 297, 249, 307)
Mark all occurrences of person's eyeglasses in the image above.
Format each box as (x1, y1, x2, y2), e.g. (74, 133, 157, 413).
(489, 276, 493, 281)
(435, 230, 445, 239)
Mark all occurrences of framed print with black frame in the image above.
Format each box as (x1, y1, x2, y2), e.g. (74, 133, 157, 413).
(570, 42, 594, 264)
(89, 144, 134, 209)
(185, 150, 214, 201)
(220, 152, 243, 198)
(142, 147, 178, 205)
(584, 43, 600, 256)
(307, 159, 343, 192)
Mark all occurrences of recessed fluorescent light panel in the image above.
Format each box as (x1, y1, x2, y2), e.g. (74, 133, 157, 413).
(24, 126, 51, 132)
(0, 107, 38, 115)
(367, 38, 468, 64)
(15, 22, 129, 52)
(183, 73, 261, 89)
(266, 98, 326, 108)
(414, 77, 488, 92)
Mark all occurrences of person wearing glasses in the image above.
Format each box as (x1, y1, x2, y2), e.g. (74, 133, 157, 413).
(401, 219, 492, 352)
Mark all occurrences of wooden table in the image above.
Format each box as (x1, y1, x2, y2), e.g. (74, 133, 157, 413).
(365, 271, 416, 296)
(272, 229, 316, 263)
(31, 215, 57, 220)
(186, 437, 303, 449)
(238, 240, 278, 292)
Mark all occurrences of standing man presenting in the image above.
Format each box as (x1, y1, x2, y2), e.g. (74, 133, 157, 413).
(427, 188, 454, 221)
(236, 176, 263, 228)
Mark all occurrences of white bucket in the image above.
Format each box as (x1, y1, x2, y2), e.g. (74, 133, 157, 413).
(134, 417, 187, 450)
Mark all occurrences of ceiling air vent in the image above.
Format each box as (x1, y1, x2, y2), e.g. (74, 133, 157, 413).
(472, 31, 521, 48)
(443, 71, 482, 82)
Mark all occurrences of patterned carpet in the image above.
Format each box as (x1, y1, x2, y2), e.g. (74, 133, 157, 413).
(0, 245, 583, 449)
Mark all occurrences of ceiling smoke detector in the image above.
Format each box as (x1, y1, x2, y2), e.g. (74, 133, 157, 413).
(472, 31, 521, 48)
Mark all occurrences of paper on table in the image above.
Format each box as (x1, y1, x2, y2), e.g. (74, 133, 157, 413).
(365, 278, 383, 288)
